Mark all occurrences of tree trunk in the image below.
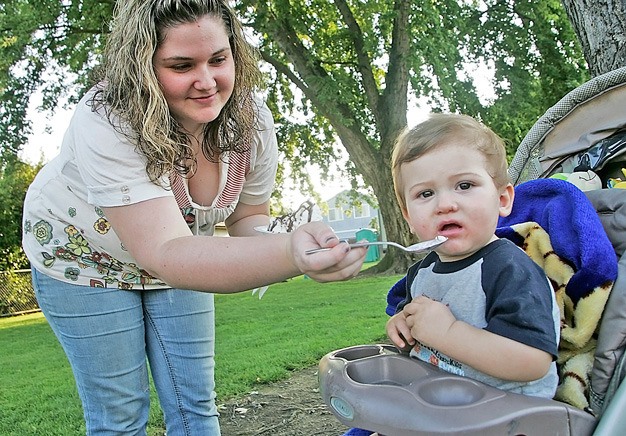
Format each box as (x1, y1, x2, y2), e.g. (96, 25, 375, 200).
(366, 180, 415, 275)
(329, 116, 415, 274)
(561, 0, 626, 76)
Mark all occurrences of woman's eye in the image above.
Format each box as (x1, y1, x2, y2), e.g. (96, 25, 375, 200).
(210, 56, 227, 65)
(171, 64, 192, 71)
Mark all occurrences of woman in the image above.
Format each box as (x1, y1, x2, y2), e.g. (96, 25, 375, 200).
(22, 1, 365, 434)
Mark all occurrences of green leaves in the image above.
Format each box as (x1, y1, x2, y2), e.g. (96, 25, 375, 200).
(1, 1, 588, 169)
(0, 0, 114, 163)
(0, 158, 41, 269)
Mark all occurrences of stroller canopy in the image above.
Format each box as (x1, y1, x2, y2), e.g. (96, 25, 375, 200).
(509, 66, 626, 185)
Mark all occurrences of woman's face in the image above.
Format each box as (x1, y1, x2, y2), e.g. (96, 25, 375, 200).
(153, 15, 236, 135)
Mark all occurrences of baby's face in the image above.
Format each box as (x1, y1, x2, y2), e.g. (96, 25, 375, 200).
(400, 142, 513, 262)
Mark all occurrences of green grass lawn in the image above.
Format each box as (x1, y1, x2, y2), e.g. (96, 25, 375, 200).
(0, 270, 401, 435)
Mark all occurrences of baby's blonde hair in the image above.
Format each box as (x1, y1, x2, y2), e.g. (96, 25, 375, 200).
(391, 113, 509, 210)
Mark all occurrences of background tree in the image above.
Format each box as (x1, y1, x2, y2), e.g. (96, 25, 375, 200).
(561, 0, 626, 77)
(0, 1, 112, 164)
(0, 157, 42, 270)
(3, 1, 624, 272)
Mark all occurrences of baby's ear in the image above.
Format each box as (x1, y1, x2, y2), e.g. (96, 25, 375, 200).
(499, 183, 515, 217)
(401, 207, 416, 233)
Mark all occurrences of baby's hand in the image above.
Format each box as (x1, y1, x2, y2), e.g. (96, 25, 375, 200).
(386, 312, 415, 350)
(404, 296, 456, 349)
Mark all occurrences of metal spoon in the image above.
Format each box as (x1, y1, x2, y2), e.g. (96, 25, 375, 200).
(305, 235, 447, 255)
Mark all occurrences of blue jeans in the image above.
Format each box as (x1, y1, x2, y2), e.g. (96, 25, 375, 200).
(31, 269, 220, 435)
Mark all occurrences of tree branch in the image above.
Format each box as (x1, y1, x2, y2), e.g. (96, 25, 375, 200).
(380, 0, 410, 145)
(259, 50, 310, 98)
(334, 0, 382, 124)
(258, 12, 379, 184)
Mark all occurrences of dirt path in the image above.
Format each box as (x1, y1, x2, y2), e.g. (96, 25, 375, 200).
(217, 366, 351, 435)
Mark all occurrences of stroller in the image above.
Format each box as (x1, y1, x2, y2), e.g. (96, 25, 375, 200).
(318, 66, 626, 435)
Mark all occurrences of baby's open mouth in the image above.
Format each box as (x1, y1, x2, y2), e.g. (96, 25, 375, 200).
(440, 223, 461, 232)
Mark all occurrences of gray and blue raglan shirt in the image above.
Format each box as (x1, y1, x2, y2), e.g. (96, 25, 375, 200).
(397, 238, 560, 398)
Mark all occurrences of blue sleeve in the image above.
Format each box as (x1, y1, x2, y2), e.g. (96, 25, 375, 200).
(482, 242, 559, 359)
(386, 276, 407, 316)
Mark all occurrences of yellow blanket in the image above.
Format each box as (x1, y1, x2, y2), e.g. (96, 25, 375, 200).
(510, 222, 614, 409)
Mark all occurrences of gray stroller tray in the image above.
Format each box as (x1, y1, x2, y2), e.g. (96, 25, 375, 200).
(319, 344, 597, 435)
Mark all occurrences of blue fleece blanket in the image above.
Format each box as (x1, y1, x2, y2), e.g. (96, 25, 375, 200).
(495, 178, 616, 303)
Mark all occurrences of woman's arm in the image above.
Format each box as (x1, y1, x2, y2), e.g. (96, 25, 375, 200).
(224, 201, 270, 236)
(404, 296, 552, 381)
(103, 196, 365, 293)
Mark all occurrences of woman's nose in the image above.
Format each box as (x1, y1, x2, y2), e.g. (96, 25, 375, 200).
(194, 65, 217, 90)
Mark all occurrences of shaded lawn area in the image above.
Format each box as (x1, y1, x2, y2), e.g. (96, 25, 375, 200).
(0, 270, 401, 435)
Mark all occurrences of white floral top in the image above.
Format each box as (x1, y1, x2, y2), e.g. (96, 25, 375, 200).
(22, 89, 278, 289)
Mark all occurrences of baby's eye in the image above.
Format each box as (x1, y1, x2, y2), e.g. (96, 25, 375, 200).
(458, 182, 473, 191)
(418, 190, 434, 199)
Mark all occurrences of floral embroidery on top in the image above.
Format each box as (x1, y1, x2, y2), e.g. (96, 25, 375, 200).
(25, 217, 161, 289)
(32, 220, 53, 246)
(94, 217, 111, 234)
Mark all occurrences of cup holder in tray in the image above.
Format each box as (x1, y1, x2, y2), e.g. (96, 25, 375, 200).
(345, 352, 428, 386)
(332, 344, 488, 407)
(418, 378, 485, 406)
(333, 344, 399, 361)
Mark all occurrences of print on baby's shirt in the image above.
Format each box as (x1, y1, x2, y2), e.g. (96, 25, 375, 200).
(411, 343, 465, 376)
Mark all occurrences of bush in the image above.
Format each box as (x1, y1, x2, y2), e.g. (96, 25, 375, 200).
(0, 270, 37, 316)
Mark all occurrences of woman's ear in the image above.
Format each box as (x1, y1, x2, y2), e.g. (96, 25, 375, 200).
(499, 183, 515, 217)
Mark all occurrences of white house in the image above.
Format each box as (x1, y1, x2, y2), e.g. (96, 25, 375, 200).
(321, 190, 381, 241)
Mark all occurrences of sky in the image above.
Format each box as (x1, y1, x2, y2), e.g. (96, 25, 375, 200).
(20, 106, 68, 165)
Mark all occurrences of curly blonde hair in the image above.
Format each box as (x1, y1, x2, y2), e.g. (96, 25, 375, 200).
(392, 113, 510, 211)
(90, 0, 263, 183)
